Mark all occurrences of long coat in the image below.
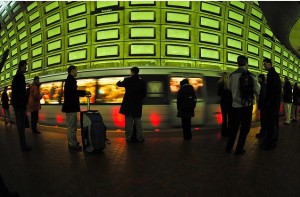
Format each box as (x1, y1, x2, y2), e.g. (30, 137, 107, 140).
(27, 82, 41, 112)
(177, 84, 196, 118)
(11, 71, 27, 111)
(283, 80, 292, 103)
(116, 75, 146, 118)
(62, 74, 86, 113)
(266, 67, 282, 110)
(1, 91, 9, 109)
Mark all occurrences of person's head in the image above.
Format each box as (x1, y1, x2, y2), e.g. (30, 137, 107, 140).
(130, 67, 139, 76)
(33, 76, 40, 85)
(263, 58, 272, 71)
(180, 78, 189, 86)
(237, 55, 248, 67)
(258, 74, 265, 83)
(18, 60, 27, 73)
(284, 76, 289, 82)
(294, 82, 298, 88)
(67, 65, 77, 77)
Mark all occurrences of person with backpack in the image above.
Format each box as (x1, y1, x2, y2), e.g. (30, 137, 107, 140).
(217, 72, 232, 137)
(282, 76, 293, 125)
(256, 74, 267, 138)
(261, 58, 282, 150)
(177, 78, 197, 140)
(291, 82, 300, 122)
(225, 55, 259, 155)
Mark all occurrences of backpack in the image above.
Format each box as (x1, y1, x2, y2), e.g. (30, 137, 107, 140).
(239, 71, 254, 106)
(181, 89, 196, 111)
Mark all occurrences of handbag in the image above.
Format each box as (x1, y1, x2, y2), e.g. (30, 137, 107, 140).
(24, 113, 30, 128)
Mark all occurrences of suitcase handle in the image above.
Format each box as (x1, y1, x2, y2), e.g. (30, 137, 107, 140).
(86, 95, 91, 111)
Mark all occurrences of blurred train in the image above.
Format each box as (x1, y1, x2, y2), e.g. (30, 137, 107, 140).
(0, 67, 259, 131)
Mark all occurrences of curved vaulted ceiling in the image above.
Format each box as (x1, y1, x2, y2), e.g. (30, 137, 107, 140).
(259, 1, 300, 59)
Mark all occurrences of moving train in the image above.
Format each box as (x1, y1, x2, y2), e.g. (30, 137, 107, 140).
(0, 67, 259, 131)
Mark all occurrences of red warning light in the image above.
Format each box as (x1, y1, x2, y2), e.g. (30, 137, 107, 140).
(39, 113, 45, 121)
(194, 127, 200, 131)
(112, 106, 125, 127)
(150, 113, 160, 127)
(154, 129, 160, 132)
(56, 114, 64, 124)
(216, 112, 222, 124)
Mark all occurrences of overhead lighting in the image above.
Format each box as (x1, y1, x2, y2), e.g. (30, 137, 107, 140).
(0, 1, 7, 13)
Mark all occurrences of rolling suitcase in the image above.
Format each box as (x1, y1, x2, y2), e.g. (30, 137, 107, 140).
(80, 96, 110, 152)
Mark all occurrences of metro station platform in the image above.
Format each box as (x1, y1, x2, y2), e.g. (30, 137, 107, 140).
(0, 118, 300, 197)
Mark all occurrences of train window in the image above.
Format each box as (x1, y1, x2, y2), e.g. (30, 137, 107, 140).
(97, 77, 125, 103)
(141, 75, 169, 104)
(40, 81, 63, 104)
(77, 79, 96, 104)
(170, 77, 204, 100)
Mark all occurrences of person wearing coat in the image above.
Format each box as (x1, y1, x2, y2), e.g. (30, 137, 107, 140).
(28, 76, 42, 134)
(62, 65, 90, 150)
(283, 76, 293, 125)
(116, 67, 146, 143)
(1, 86, 11, 125)
(291, 82, 300, 121)
(177, 78, 197, 140)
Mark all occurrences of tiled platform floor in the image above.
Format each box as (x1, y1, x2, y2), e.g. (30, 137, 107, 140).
(0, 118, 300, 197)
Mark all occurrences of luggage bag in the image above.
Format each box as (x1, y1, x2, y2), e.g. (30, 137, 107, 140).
(80, 96, 110, 152)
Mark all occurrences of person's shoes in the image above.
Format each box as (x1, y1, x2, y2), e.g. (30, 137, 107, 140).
(234, 150, 246, 155)
(33, 130, 41, 134)
(256, 133, 265, 138)
(21, 146, 32, 152)
(68, 144, 82, 151)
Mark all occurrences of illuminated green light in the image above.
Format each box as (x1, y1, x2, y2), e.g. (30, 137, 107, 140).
(227, 38, 242, 49)
(48, 55, 61, 66)
(283, 50, 289, 58)
(21, 53, 28, 60)
(248, 31, 259, 42)
(4, 14, 10, 23)
(131, 11, 155, 21)
(15, 12, 23, 22)
(265, 28, 273, 37)
(167, 28, 189, 40)
(12, 4, 20, 13)
(68, 49, 87, 61)
(97, 13, 119, 25)
(275, 45, 281, 53)
(12, 58, 18, 66)
(230, 1, 245, 10)
(27, 2, 37, 12)
(200, 17, 219, 29)
(248, 44, 259, 54)
(167, 1, 190, 8)
(283, 60, 287, 67)
(18, 31, 26, 41)
(20, 42, 28, 51)
(249, 20, 261, 31)
(47, 26, 61, 39)
(10, 38, 16, 47)
(46, 13, 61, 25)
(32, 47, 42, 57)
(48, 40, 62, 52)
(167, 12, 189, 24)
(5, 72, 10, 79)
(69, 19, 87, 31)
(130, 1, 154, 5)
(227, 52, 239, 63)
(130, 44, 155, 55)
(1, 76, 4, 81)
(97, 29, 119, 41)
(97, 45, 119, 57)
(17, 21, 25, 31)
(32, 34, 42, 45)
(200, 48, 219, 60)
(0, 30, 4, 36)
(167, 45, 190, 57)
(68, 4, 86, 17)
(288, 63, 293, 70)
(228, 11, 244, 23)
(96, 1, 118, 8)
(275, 67, 280, 74)
(29, 11, 40, 22)
(290, 56, 294, 62)
(251, 8, 262, 19)
(200, 32, 219, 44)
(32, 60, 42, 69)
(69, 34, 87, 46)
(227, 24, 242, 36)
(263, 39, 272, 48)
(5, 61, 10, 69)
(201, 2, 221, 15)
(248, 58, 258, 67)
(131, 27, 154, 38)
(8, 29, 15, 38)
(7, 21, 13, 30)
(263, 51, 271, 59)
(45, 1, 59, 13)
(30, 22, 41, 34)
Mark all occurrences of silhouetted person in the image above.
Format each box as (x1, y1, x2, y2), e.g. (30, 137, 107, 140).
(291, 82, 300, 122)
(217, 72, 232, 137)
(226, 55, 259, 155)
(261, 58, 282, 150)
(11, 60, 31, 151)
(28, 76, 42, 134)
(116, 67, 146, 143)
(1, 86, 11, 125)
(283, 76, 292, 125)
(177, 78, 197, 140)
(62, 65, 90, 151)
(256, 74, 267, 138)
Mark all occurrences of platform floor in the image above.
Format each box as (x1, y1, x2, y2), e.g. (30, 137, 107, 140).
(0, 118, 300, 197)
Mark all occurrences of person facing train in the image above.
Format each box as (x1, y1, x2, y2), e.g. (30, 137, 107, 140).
(116, 67, 146, 143)
(62, 65, 91, 151)
(177, 78, 197, 140)
(1, 86, 12, 125)
(217, 72, 232, 137)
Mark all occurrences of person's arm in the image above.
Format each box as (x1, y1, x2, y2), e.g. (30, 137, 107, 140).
(116, 77, 127, 87)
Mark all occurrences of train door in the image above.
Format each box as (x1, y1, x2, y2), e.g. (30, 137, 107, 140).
(169, 73, 205, 127)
